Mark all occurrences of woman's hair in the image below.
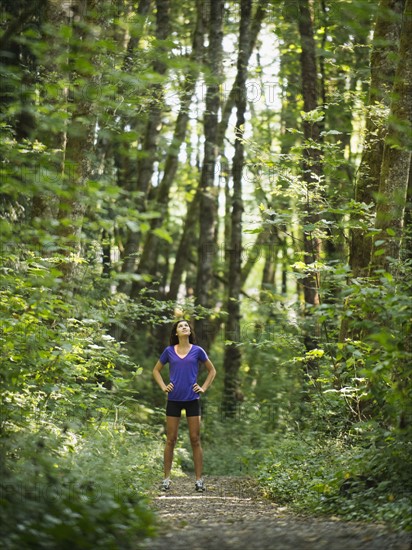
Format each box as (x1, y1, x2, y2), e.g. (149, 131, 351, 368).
(169, 319, 197, 346)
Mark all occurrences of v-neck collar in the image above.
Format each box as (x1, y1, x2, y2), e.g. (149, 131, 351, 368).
(174, 344, 192, 359)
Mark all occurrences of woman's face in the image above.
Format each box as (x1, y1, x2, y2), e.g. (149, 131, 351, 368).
(176, 320, 191, 338)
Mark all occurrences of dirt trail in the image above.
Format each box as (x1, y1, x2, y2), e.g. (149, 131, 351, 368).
(141, 475, 411, 550)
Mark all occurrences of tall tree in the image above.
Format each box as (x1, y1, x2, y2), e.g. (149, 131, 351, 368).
(401, 164, 412, 260)
(370, 0, 412, 274)
(297, 0, 322, 349)
(217, 0, 267, 148)
(222, 0, 252, 416)
(56, 0, 98, 282)
(195, 0, 224, 348)
(133, 0, 205, 288)
(350, 0, 406, 276)
(120, 0, 170, 285)
(196, 0, 267, 350)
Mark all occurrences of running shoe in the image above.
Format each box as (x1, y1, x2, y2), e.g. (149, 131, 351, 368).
(161, 479, 171, 491)
(195, 479, 205, 492)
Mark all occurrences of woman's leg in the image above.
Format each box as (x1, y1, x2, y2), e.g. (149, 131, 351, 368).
(187, 415, 203, 480)
(164, 415, 180, 478)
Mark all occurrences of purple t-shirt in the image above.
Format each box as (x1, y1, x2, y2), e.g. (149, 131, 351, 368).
(159, 344, 208, 401)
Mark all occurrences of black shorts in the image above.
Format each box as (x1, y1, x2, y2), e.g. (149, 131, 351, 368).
(166, 399, 201, 418)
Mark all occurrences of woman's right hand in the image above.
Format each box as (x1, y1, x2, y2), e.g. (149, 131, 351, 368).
(164, 382, 174, 393)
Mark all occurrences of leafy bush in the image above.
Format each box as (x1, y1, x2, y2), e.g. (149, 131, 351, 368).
(0, 251, 163, 548)
(0, 419, 161, 549)
(255, 429, 412, 531)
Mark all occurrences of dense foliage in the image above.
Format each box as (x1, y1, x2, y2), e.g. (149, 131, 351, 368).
(1, 0, 411, 547)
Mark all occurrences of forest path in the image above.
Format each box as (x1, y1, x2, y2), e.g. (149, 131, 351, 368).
(141, 475, 411, 550)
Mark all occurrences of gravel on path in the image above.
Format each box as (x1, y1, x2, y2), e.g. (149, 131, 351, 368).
(141, 475, 412, 550)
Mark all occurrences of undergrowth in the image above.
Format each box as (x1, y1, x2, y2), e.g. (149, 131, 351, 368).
(0, 417, 163, 549)
(254, 429, 412, 531)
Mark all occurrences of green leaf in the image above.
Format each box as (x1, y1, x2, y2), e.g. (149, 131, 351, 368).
(126, 220, 141, 232)
(152, 228, 173, 244)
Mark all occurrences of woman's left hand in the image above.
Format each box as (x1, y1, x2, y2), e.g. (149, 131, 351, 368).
(193, 383, 204, 394)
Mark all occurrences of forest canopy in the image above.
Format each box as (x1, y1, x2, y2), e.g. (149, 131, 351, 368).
(1, 0, 411, 547)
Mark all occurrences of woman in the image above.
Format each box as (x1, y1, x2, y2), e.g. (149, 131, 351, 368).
(153, 319, 216, 492)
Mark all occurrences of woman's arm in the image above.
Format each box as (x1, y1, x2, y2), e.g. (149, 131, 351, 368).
(193, 358, 216, 394)
(153, 360, 174, 393)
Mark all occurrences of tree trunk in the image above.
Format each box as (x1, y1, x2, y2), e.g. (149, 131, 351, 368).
(370, 0, 412, 274)
(298, 0, 322, 350)
(136, 0, 169, 199)
(120, 0, 170, 286)
(56, 0, 97, 283)
(195, 0, 224, 349)
(401, 163, 412, 261)
(261, 235, 277, 296)
(194, 1, 266, 351)
(168, 193, 200, 301)
(217, 0, 267, 148)
(350, 0, 406, 277)
(123, 0, 152, 72)
(132, 0, 205, 288)
(28, 2, 68, 233)
(222, 0, 252, 417)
